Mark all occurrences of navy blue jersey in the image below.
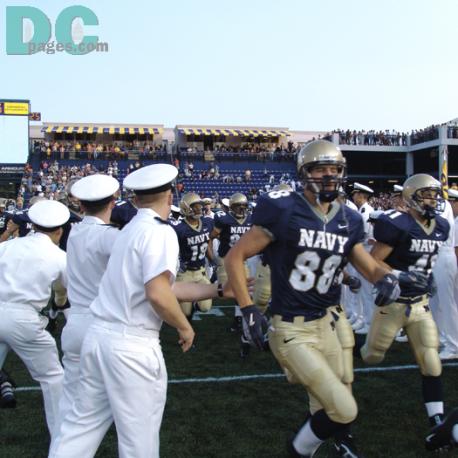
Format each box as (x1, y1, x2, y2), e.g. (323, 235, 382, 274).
(253, 191, 364, 321)
(12, 210, 33, 237)
(214, 211, 252, 257)
(373, 210, 449, 297)
(111, 200, 138, 229)
(172, 217, 214, 270)
(60, 211, 82, 251)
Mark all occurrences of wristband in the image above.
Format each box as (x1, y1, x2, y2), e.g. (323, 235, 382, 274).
(217, 283, 224, 298)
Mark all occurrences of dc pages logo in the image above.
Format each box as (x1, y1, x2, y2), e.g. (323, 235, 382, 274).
(6, 5, 109, 55)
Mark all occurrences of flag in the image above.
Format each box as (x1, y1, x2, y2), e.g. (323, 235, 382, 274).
(440, 145, 449, 199)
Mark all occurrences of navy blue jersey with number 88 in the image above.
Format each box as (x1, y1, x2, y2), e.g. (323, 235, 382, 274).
(252, 190, 365, 321)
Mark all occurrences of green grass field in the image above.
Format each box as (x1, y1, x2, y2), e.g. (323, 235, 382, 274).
(1, 305, 458, 457)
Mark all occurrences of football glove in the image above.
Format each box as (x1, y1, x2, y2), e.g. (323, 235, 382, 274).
(373, 273, 400, 307)
(396, 270, 429, 291)
(241, 305, 269, 350)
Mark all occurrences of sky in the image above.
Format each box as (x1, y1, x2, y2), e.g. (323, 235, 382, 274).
(1, 0, 458, 132)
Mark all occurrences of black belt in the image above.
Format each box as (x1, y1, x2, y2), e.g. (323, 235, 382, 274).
(276, 312, 326, 323)
(184, 266, 204, 271)
(396, 295, 426, 305)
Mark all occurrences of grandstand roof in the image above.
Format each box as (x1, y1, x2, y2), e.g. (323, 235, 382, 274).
(175, 124, 289, 137)
(41, 122, 164, 135)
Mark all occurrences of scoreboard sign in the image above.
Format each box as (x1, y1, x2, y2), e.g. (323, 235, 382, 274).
(0, 99, 30, 164)
(0, 101, 30, 116)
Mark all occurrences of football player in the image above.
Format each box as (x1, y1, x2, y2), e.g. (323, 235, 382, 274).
(210, 193, 252, 332)
(361, 174, 449, 428)
(172, 193, 215, 318)
(225, 140, 400, 458)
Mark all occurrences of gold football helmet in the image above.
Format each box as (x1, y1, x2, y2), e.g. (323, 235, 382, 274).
(297, 140, 346, 202)
(229, 192, 248, 219)
(273, 183, 293, 192)
(180, 192, 203, 218)
(402, 174, 445, 218)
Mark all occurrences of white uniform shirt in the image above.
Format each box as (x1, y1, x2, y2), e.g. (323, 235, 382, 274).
(441, 200, 455, 248)
(90, 208, 179, 330)
(453, 215, 458, 249)
(0, 232, 67, 311)
(359, 201, 374, 244)
(67, 216, 119, 310)
(345, 199, 358, 211)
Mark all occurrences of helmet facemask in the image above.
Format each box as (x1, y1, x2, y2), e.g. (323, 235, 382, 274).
(300, 161, 347, 203)
(410, 187, 445, 220)
(230, 203, 248, 219)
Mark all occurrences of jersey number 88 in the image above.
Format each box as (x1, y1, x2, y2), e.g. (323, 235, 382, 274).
(289, 251, 342, 294)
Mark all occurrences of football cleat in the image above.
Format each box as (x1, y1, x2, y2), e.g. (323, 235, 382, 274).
(333, 434, 363, 457)
(229, 316, 242, 333)
(425, 407, 458, 451)
(395, 328, 408, 343)
(0, 370, 16, 409)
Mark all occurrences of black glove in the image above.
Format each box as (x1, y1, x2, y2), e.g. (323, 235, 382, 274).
(427, 274, 437, 297)
(241, 305, 269, 350)
(397, 271, 429, 290)
(373, 273, 401, 307)
(346, 275, 361, 294)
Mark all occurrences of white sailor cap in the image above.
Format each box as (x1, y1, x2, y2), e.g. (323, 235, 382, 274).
(351, 182, 374, 194)
(71, 174, 119, 202)
(202, 198, 213, 205)
(123, 164, 178, 195)
(29, 200, 70, 228)
(221, 198, 230, 207)
(393, 184, 403, 192)
(448, 189, 458, 200)
(171, 204, 180, 213)
(368, 210, 384, 222)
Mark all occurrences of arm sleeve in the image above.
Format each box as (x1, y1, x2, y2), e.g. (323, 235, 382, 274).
(142, 226, 179, 284)
(252, 194, 289, 240)
(373, 215, 404, 247)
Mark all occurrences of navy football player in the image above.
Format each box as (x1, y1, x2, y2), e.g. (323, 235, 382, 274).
(210, 193, 252, 331)
(362, 174, 449, 428)
(172, 193, 215, 318)
(225, 140, 401, 457)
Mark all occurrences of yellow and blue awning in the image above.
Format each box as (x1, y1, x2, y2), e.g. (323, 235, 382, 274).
(177, 127, 288, 137)
(43, 125, 163, 135)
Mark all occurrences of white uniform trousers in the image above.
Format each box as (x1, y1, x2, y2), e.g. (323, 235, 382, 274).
(353, 244, 375, 327)
(54, 308, 94, 432)
(0, 303, 63, 436)
(345, 264, 363, 322)
(430, 247, 458, 352)
(50, 319, 167, 458)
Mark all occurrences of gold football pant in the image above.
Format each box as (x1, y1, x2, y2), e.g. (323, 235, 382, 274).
(176, 268, 212, 316)
(329, 305, 355, 385)
(268, 309, 357, 424)
(361, 296, 442, 376)
(253, 262, 271, 314)
(217, 257, 250, 285)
